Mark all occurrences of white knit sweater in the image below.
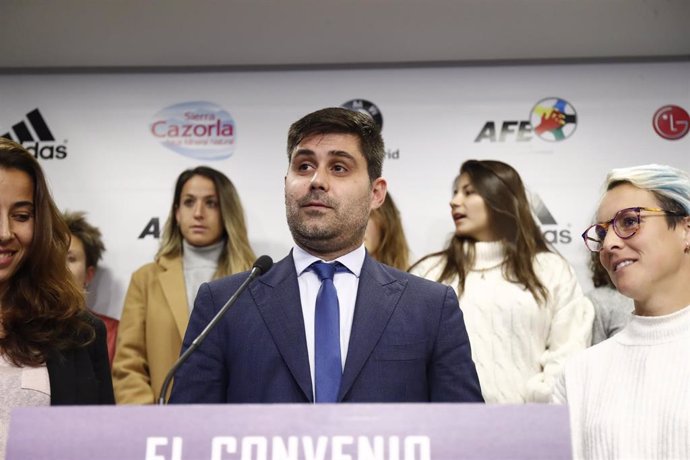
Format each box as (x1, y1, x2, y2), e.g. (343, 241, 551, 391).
(410, 242, 593, 403)
(553, 304, 690, 460)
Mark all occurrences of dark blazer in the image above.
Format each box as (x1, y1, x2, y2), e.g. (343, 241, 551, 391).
(169, 253, 483, 404)
(47, 314, 115, 405)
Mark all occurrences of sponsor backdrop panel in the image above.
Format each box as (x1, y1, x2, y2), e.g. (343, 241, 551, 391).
(0, 62, 688, 319)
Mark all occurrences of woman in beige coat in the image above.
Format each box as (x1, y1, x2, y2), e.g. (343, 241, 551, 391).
(112, 167, 255, 404)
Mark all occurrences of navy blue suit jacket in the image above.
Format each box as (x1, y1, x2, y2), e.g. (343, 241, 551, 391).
(169, 253, 483, 403)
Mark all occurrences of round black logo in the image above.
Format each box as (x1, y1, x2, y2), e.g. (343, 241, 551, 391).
(341, 99, 383, 130)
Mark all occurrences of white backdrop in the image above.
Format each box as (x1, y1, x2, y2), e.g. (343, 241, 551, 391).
(1, 61, 688, 319)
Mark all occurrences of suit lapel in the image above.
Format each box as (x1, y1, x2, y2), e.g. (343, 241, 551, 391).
(158, 255, 189, 340)
(338, 256, 406, 400)
(250, 254, 313, 402)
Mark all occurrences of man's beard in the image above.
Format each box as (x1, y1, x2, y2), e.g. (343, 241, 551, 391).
(285, 191, 368, 256)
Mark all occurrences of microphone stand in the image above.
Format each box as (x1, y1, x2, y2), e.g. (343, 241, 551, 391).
(157, 260, 270, 405)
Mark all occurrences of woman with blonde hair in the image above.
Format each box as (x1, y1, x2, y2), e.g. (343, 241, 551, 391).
(364, 192, 410, 270)
(113, 166, 255, 404)
(0, 139, 113, 454)
(554, 164, 690, 458)
(410, 159, 592, 403)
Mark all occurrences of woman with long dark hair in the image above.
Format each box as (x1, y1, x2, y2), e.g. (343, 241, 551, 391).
(410, 159, 592, 403)
(0, 139, 113, 454)
(112, 166, 255, 404)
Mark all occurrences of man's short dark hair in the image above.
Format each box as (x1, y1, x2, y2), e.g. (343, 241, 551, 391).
(287, 107, 385, 181)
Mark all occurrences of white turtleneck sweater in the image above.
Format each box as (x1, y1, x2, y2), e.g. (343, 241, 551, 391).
(410, 241, 593, 403)
(553, 304, 690, 460)
(182, 240, 224, 311)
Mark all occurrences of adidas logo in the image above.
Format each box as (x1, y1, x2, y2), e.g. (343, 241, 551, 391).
(2, 109, 67, 160)
(531, 193, 557, 226)
(2, 109, 54, 142)
(530, 193, 572, 245)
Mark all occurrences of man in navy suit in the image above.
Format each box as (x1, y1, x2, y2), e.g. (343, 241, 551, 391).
(169, 107, 483, 403)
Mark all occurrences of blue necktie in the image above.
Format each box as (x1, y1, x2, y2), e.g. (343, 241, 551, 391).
(311, 261, 346, 403)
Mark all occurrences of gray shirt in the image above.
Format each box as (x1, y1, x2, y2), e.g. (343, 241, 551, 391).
(182, 239, 223, 312)
(586, 286, 634, 345)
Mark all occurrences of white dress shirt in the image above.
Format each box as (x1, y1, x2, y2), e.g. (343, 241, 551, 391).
(292, 244, 364, 393)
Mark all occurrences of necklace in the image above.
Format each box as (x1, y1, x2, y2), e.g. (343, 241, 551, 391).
(469, 261, 504, 279)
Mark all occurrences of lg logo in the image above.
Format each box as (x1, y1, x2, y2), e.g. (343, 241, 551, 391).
(653, 105, 689, 141)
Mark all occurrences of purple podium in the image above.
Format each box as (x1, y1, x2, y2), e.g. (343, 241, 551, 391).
(7, 404, 571, 459)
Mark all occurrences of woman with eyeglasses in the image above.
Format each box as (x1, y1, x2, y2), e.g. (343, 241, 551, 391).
(410, 159, 593, 403)
(554, 164, 690, 459)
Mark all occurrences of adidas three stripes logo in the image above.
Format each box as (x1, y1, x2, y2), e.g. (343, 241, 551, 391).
(2, 109, 55, 142)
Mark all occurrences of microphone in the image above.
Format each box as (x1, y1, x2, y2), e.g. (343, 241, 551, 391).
(158, 255, 274, 404)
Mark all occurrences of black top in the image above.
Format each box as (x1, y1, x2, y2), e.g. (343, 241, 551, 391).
(46, 313, 115, 405)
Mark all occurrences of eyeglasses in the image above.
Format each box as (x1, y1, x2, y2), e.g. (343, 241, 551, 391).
(581, 207, 684, 253)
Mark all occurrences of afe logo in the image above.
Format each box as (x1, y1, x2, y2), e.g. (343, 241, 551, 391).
(474, 121, 532, 143)
(474, 98, 577, 143)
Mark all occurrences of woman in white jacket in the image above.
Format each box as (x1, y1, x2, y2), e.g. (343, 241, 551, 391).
(410, 159, 593, 403)
(554, 164, 690, 459)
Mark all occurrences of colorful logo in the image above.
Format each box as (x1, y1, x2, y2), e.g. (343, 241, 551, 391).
(653, 105, 689, 140)
(150, 101, 236, 160)
(341, 99, 383, 130)
(1, 108, 68, 160)
(529, 98, 577, 142)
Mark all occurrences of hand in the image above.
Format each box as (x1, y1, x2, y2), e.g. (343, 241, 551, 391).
(535, 110, 565, 135)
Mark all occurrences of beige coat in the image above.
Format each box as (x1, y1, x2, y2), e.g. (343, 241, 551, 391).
(112, 255, 189, 404)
